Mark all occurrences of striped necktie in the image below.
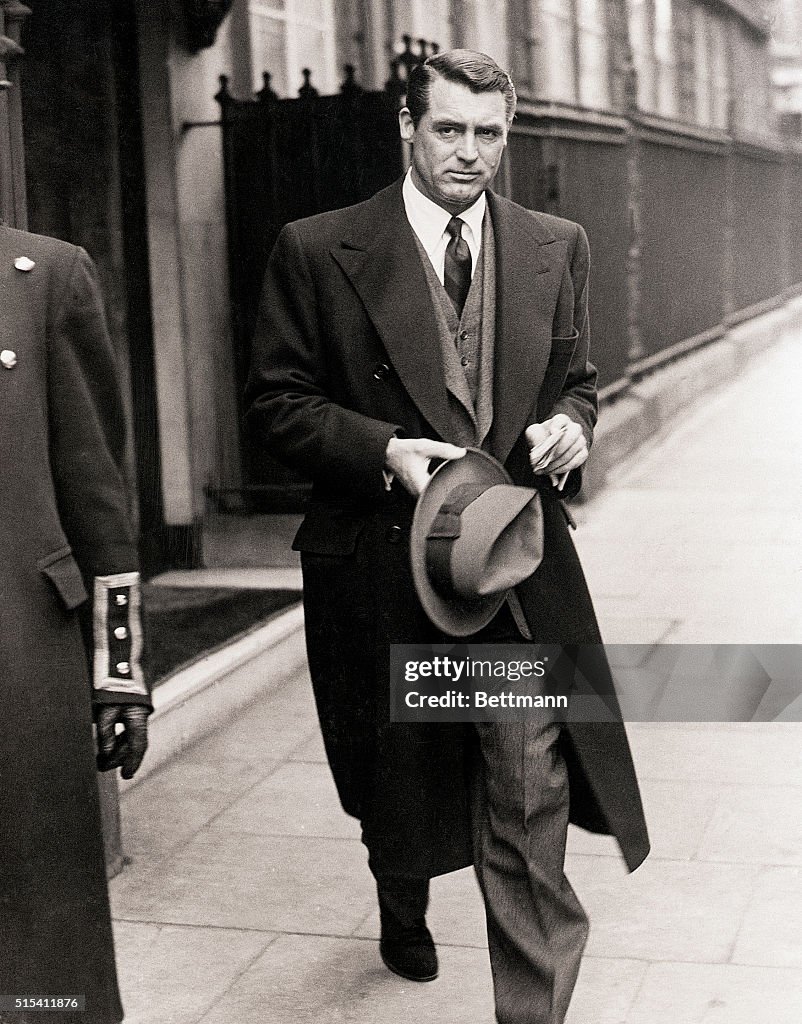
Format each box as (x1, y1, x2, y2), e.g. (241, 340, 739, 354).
(444, 216, 472, 317)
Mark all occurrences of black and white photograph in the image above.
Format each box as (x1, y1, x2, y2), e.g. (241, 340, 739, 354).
(1, 1, 801, 1022)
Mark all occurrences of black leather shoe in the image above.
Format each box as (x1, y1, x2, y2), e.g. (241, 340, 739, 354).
(380, 922, 439, 982)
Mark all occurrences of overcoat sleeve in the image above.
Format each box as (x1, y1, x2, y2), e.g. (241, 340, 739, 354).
(544, 222, 598, 500)
(550, 223, 596, 440)
(244, 224, 400, 502)
(47, 246, 151, 710)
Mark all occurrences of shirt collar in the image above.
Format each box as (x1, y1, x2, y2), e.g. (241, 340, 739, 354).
(402, 168, 486, 253)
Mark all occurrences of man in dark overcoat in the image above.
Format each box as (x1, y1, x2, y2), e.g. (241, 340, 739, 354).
(0, 224, 151, 1024)
(246, 49, 649, 1024)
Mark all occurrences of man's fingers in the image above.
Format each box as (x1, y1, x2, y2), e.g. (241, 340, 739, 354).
(550, 447, 588, 474)
(527, 413, 571, 446)
(548, 436, 588, 472)
(415, 441, 466, 461)
(96, 733, 126, 773)
(120, 738, 148, 780)
(525, 424, 549, 447)
(96, 705, 149, 777)
(119, 706, 149, 779)
(96, 707, 119, 758)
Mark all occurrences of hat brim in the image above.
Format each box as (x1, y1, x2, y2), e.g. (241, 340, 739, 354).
(410, 448, 514, 637)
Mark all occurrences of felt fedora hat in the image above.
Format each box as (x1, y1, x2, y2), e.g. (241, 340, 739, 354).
(410, 448, 544, 637)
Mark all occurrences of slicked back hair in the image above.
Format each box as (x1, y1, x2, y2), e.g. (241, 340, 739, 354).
(406, 49, 517, 129)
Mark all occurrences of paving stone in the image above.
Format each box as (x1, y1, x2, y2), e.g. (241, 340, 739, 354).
(288, 728, 328, 763)
(121, 755, 277, 864)
(732, 866, 802, 968)
(568, 778, 720, 861)
(197, 668, 320, 764)
(566, 855, 759, 962)
(697, 785, 802, 866)
(208, 760, 359, 840)
(111, 831, 375, 935)
(197, 934, 496, 1024)
(627, 962, 802, 1024)
(113, 920, 274, 1024)
(626, 723, 802, 785)
(592, 617, 680, 645)
(565, 957, 647, 1024)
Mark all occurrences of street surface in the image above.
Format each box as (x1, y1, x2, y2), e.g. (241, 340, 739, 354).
(111, 330, 802, 1023)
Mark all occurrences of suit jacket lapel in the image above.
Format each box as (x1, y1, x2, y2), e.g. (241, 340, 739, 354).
(331, 182, 452, 440)
(486, 192, 563, 463)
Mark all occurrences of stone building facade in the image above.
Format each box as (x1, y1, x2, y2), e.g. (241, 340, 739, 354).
(2, 0, 795, 570)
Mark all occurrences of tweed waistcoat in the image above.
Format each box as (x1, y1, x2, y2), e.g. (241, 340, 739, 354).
(411, 207, 496, 447)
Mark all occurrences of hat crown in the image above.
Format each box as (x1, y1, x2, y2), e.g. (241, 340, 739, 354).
(411, 449, 544, 636)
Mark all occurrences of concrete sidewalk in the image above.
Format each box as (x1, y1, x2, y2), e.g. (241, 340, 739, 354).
(110, 329, 802, 1023)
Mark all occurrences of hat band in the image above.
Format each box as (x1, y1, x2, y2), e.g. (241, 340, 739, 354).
(425, 482, 487, 600)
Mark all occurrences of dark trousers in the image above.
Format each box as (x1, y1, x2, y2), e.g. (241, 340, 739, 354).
(375, 603, 588, 1024)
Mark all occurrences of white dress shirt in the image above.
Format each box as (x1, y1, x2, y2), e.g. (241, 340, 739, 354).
(402, 168, 486, 283)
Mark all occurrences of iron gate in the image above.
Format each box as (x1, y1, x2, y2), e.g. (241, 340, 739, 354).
(216, 53, 427, 509)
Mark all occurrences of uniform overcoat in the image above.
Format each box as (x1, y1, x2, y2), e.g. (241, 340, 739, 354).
(246, 181, 650, 878)
(0, 226, 143, 1024)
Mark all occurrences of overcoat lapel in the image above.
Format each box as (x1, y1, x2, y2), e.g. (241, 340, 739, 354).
(330, 183, 453, 440)
(330, 182, 566, 454)
(486, 192, 563, 463)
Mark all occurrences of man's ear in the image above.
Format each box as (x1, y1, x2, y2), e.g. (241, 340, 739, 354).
(398, 106, 415, 143)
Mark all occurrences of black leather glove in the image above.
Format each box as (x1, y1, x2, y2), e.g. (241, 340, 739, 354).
(96, 704, 150, 779)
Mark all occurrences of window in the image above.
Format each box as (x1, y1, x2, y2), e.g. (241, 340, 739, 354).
(536, 0, 577, 104)
(529, 0, 611, 109)
(629, 0, 680, 118)
(390, 0, 453, 51)
(249, 0, 337, 97)
(731, 20, 773, 136)
(692, 5, 713, 124)
(708, 15, 729, 129)
(577, 0, 610, 108)
(653, 0, 678, 117)
(629, 0, 656, 111)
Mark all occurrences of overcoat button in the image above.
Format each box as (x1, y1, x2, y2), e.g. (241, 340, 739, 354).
(460, 330, 469, 340)
(373, 363, 390, 381)
(386, 525, 403, 544)
(115, 593, 128, 606)
(114, 626, 128, 640)
(460, 356, 469, 367)
(116, 662, 131, 675)
(1, 349, 17, 369)
(14, 256, 35, 272)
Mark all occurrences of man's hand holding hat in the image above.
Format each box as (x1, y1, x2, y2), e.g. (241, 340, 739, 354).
(526, 413, 588, 489)
(385, 436, 466, 496)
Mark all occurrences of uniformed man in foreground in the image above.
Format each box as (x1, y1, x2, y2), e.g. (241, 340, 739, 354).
(0, 223, 150, 1024)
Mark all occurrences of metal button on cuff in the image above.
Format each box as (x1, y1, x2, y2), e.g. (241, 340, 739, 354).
(386, 524, 403, 543)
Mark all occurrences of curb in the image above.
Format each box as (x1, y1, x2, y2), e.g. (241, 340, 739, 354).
(120, 603, 306, 793)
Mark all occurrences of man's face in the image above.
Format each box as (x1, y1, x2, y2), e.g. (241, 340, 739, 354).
(399, 76, 509, 214)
